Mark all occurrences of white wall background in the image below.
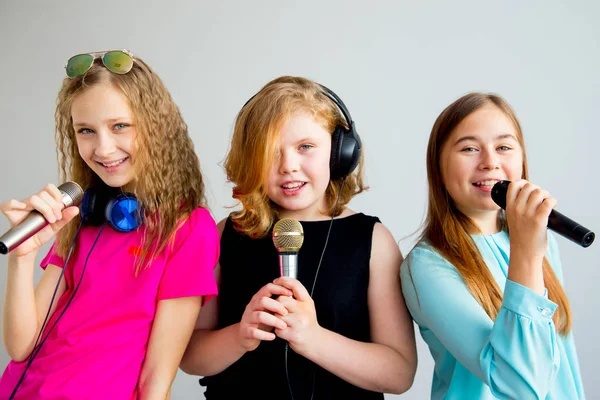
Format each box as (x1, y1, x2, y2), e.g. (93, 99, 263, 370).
(0, 1, 598, 398)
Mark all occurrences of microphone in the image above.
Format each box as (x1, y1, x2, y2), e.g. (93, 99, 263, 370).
(491, 180, 595, 248)
(0, 182, 84, 255)
(272, 218, 304, 279)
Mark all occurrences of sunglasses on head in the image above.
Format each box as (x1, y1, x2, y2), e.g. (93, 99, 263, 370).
(65, 49, 134, 79)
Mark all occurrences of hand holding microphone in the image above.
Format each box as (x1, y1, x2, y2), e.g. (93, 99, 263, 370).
(0, 182, 83, 257)
(272, 218, 321, 355)
(491, 180, 595, 248)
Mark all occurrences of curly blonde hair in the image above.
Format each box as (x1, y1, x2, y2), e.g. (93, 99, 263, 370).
(55, 55, 206, 271)
(225, 76, 367, 238)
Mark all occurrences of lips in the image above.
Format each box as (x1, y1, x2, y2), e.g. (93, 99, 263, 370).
(472, 179, 501, 188)
(281, 181, 306, 189)
(97, 157, 128, 168)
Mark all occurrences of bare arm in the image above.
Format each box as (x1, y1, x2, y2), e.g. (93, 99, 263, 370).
(275, 223, 418, 394)
(1, 184, 78, 361)
(3, 261, 66, 361)
(179, 263, 246, 376)
(180, 218, 292, 376)
(180, 263, 292, 376)
(138, 296, 202, 399)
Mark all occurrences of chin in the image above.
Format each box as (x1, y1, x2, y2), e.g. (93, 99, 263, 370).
(98, 176, 133, 188)
(278, 201, 309, 211)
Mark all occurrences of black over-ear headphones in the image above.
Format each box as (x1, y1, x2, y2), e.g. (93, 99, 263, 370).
(243, 82, 362, 180)
(318, 84, 362, 180)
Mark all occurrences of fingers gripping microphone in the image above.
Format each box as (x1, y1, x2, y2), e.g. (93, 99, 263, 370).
(272, 218, 304, 279)
(0, 182, 84, 255)
(491, 180, 595, 248)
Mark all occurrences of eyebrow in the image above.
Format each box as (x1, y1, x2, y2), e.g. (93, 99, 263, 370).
(72, 118, 132, 128)
(453, 133, 517, 146)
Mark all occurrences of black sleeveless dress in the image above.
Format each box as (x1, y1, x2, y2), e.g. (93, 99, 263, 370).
(200, 213, 384, 400)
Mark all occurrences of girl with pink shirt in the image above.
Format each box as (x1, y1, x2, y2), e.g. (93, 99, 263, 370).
(0, 50, 219, 399)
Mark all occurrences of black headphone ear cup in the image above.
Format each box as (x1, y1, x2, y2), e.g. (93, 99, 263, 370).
(330, 125, 362, 180)
(340, 124, 361, 177)
(80, 190, 92, 224)
(329, 126, 346, 179)
(81, 188, 104, 226)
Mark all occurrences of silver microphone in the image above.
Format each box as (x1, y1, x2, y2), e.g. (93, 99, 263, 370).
(272, 218, 304, 279)
(0, 182, 84, 255)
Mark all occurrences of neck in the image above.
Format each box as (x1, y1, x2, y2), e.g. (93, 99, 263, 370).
(464, 209, 502, 235)
(278, 208, 332, 222)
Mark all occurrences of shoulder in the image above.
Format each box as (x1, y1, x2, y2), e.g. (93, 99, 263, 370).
(340, 208, 381, 227)
(400, 241, 456, 282)
(371, 221, 396, 252)
(216, 217, 228, 237)
(368, 220, 402, 273)
(171, 207, 220, 248)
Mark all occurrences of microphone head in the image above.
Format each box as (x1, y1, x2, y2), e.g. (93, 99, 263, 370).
(58, 181, 84, 208)
(272, 218, 304, 253)
(491, 180, 511, 210)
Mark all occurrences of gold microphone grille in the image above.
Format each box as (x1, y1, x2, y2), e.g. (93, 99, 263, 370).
(272, 218, 304, 252)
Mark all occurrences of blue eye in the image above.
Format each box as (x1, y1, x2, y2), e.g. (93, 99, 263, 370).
(461, 147, 477, 152)
(77, 128, 94, 134)
(299, 144, 313, 151)
(114, 123, 128, 130)
(498, 145, 511, 151)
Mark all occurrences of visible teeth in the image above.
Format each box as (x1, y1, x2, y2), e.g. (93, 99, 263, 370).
(475, 180, 499, 187)
(282, 182, 303, 189)
(102, 159, 126, 167)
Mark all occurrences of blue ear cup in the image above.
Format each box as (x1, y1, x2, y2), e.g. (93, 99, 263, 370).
(105, 193, 143, 233)
(80, 187, 143, 233)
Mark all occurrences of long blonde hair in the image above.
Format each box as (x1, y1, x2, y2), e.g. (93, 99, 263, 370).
(55, 56, 207, 271)
(418, 92, 571, 335)
(225, 76, 366, 238)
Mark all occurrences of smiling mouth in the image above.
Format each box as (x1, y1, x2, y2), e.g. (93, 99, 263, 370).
(281, 182, 306, 189)
(472, 179, 500, 188)
(97, 157, 128, 168)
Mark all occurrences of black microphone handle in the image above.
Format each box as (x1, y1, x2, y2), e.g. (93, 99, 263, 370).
(547, 208, 595, 248)
(491, 180, 595, 248)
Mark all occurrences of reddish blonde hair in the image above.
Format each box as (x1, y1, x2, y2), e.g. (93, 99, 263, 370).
(225, 76, 367, 237)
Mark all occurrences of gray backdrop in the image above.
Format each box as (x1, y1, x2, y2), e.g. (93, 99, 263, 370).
(0, 1, 598, 398)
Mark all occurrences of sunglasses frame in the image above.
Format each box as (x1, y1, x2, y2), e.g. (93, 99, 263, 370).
(64, 49, 135, 78)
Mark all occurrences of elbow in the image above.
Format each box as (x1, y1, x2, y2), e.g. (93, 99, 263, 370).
(179, 352, 197, 376)
(388, 355, 417, 394)
(180, 356, 214, 377)
(179, 346, 209, 376)
(388, 372, 415, 395)
(7, 348, 31, 363)
(4, 339, 32, 363)
(3, 328, 36, 363)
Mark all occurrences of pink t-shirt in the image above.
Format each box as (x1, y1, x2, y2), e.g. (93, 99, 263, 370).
(0, 207, 219, 399)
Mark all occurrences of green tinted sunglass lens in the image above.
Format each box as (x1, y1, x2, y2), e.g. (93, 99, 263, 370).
(66, 54, 94, 78)
(103, 51, 133, 74)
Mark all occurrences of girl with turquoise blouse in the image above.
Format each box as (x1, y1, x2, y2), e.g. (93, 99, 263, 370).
(400, 92, 585, 399)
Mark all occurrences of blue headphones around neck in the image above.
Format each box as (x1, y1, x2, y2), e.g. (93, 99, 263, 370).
(80, 184, 143, 233)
